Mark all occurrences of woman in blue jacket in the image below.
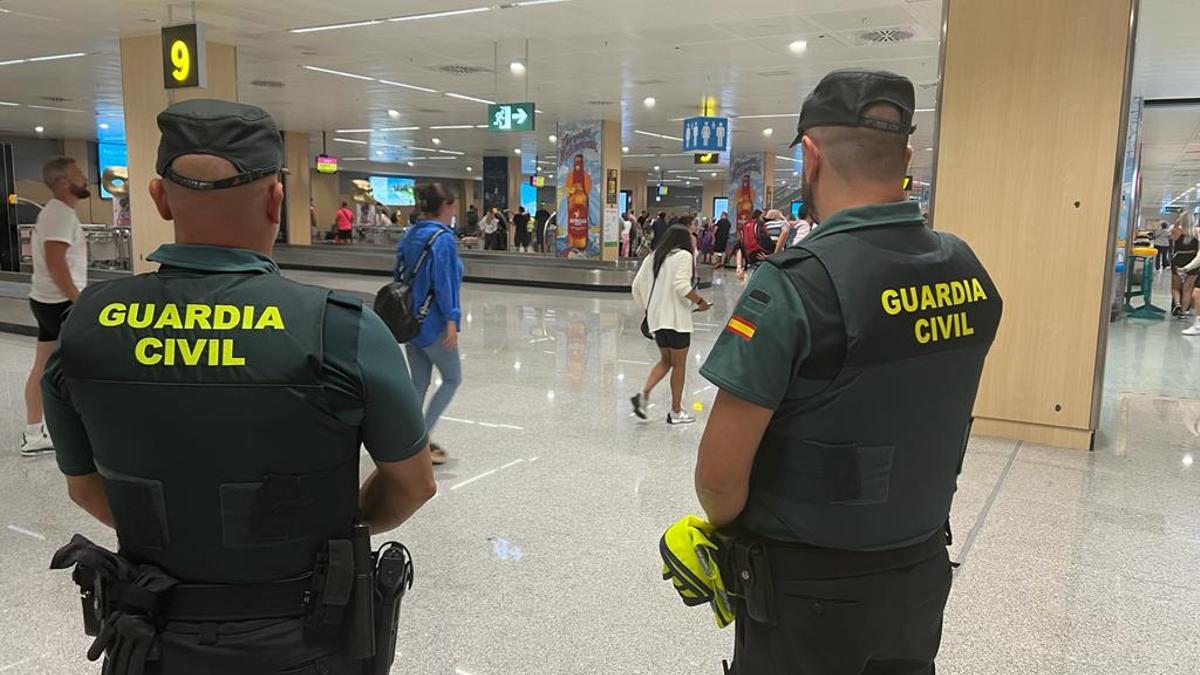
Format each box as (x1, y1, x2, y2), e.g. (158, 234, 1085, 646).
(395, 183, 465, 464)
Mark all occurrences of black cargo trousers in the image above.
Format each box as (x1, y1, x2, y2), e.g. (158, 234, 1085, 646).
(726, 536, 953, 675)
(133, 619, 360, 675)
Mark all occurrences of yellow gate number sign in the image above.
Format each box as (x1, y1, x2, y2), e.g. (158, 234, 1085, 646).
(161, 23, 207, 90)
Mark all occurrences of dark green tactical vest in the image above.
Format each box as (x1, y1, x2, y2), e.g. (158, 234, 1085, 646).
(743, 225, 1002, 551)
(57, 268, 362, 584)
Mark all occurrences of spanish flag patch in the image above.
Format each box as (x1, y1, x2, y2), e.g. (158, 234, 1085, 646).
(726, 315, 757, 341)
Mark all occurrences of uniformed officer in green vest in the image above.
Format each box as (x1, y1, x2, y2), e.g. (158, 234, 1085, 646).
(43, 99, 437, 674)
(694, 70, 1003, 674)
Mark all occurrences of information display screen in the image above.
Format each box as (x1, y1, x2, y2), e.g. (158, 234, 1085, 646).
(712, 197, 729, 222)
(368, 176, 415, 206)
(315, 155, 339, 174)
(98, 142, 128, 200)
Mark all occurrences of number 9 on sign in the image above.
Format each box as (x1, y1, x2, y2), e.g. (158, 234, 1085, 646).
(170, 40, 190, 82)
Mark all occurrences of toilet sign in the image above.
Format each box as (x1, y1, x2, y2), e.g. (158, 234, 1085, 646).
(488, 102, 536, 133)
(161, 23, 207, 90)
(682, 116, 729, 153)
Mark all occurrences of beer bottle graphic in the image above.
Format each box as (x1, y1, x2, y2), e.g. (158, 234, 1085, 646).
(566, 154, 592, 251)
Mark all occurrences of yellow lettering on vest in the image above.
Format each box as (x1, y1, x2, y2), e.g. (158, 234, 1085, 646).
(177, 338, 206, 366)
(163, 336, 176, 366)
(242, 306, 256, 330)
(99, 303, 126, 327)
(213, 305, 239, 330)
(881, 289, 902, 316)
(254, 306, 285, 331)
(153, 304, 183, 330)
(934, 313, 954, 342)
(207, 338, 220, 366)
(127, 303, 153, 329)
(971, 278, 988, 302)
(135, 337, 163, 365)
(961, 311, 975, 337)
(950, 281, 967, 305)
(185, 304, 213, 330)
(914, 318, 931, 344)
(935, 283, 951, 310)
(920, 285, 936, 311)
(222, 339, 246, 366)
(900, 287, 919, 313)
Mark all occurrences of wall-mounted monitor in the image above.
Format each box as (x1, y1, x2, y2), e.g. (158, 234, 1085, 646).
(98, 142, 128, 200)
(712, 197, 729, 222)
(368, 176, 416, 206)
(315, 154, 339, 174)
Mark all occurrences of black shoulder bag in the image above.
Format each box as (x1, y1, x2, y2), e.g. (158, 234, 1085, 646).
(639, 260, 660, 340)
(375, 229, 446, 343)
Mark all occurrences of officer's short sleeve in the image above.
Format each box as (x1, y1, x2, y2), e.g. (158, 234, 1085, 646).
(700, 264, 812, 410)
(41, 348, 96, 476)
(356, 309, 429, 462)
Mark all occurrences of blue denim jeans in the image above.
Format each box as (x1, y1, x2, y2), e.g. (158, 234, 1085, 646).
(405, 339, 462, 434)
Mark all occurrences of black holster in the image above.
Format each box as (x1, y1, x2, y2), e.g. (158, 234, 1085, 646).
(723, 540, 777, 626)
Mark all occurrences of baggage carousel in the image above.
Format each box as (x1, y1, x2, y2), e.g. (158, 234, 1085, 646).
(273, 244, 711, 292)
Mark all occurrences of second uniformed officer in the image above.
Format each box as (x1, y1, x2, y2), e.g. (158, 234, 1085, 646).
(694, 70, 1002, 674)
(43, 99, 436, 674)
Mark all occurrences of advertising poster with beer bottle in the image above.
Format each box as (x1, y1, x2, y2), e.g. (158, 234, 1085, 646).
(556, 121, 603, 259)
(728, 153, 765, 227)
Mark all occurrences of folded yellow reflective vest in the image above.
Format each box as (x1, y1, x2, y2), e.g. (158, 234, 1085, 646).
(659, 515, 735, 628)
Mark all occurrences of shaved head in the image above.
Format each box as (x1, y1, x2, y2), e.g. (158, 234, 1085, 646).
(150, 154, 284, 253)
(807, 103, 909, 184)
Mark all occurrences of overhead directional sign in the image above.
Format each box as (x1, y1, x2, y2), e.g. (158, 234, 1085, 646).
(488, 102, 536, 133)
(682, 116, 729, 153)
(161, 23, 207, 90)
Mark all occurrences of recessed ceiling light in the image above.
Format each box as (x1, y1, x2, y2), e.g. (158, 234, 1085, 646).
(643, 96, 656, 108)
(432, 137, 442, 145)
(924, 147, 934, 151)
(793, 171, 800, 177)
(375, 150, 384, 156)
(622, 146, 629, 153)
(653, 165, 661, 171)
(510, 61, 526, 75)
(34, 125, 44, 133)
(98, 122, 109, 130)
(466, 166, 473, 172)
(407, 161, 415, 167)
(762, 128, 774, 137)
(514, 148, 522, 155)
(788, 40, 808, 54)
(549, 134, 558, 143)
(387, 109, 401, 119)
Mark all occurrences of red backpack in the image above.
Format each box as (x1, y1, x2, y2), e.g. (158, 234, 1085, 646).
(740, 219, 771, 262)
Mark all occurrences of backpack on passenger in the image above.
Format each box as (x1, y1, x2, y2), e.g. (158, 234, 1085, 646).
(374, 229, 445, 343)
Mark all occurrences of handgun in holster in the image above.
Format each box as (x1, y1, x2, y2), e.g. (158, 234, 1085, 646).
(303, 522, 377, 662)
(729, 540, 777, 626)
(368, 542, 414, 675)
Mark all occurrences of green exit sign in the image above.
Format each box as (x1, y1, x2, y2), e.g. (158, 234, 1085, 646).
(488, 102, 535, 132)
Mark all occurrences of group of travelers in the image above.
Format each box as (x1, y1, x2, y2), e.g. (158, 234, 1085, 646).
(463, 203, 554, 253)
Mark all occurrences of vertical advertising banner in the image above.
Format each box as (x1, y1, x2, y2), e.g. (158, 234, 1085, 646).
(556, 121, 602, 259)
(483, 156, 509, 212)
(728, 153, 764, 226)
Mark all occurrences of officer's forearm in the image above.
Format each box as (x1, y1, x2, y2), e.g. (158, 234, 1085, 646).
(66, 474, 115, 528)
(697, 485, 748, 530)
(359, 453, 437, 534)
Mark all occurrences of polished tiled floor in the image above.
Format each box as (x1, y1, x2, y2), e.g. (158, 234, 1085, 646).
(0, 266, 1198, 674)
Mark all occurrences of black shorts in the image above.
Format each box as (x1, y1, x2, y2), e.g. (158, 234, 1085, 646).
(654, 329, 691, 350)
(29, 298, 72, 342)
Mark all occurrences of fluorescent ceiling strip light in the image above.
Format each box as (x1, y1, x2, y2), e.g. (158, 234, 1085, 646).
(476, 124, 489, 129)
(624, 154, 656, 158)
(914, 108, 935, 113)
(775, 155, 802, 163)
(341, 157, 368, 161)
(429, 125, 476, 130)
(410, 146, 438, 152)
(736, 113, 798, 120)
(379, 79, 438, 93)
(302, 65, 375, 81)
(380, 126, 421, 131)
(335, 128, 373, 133)
(28, 104, 84, 113)
(444, 92, 496, 105)
(437, 149, 466, 155)
(0, 101, 18, 107)
(334, 138, 369, 145)
(27, 52, 87, 62)
(388, 7, 493, 23)
(511, 0, 576, 6)
(292, 19, 383, 33)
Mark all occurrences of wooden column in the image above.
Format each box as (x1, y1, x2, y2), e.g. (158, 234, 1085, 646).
(284, 131, 312, 246)
(600, 119, 622, 262)
(701, 179, 725, 221)
(931, 0, 1138, 449)
(119, 34, 237, 272)
(622, 170, 648, 215)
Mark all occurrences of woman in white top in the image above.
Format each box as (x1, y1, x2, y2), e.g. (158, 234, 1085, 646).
(630, 225, 712, 424)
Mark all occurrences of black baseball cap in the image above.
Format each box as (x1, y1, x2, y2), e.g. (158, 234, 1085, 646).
(156, 99, 284, 190)
(789, 69, 916, 148)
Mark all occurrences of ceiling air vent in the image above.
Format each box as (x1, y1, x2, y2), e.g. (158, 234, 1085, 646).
(756, 70, 792, 78)
(41, 95, 71, 103)
(250, 79, 285, 88)
(431, 64, 492, 76)
(416, 108, 444, 114)
(858, 28, 915, 44)
(633, 78, 665, 86)
(587, 99, 614, 106)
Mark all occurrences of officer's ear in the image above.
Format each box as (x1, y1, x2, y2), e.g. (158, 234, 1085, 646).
(801, 135, 821, 183)
(265, 180, 285, 226)
(904, 144, 914, 170)
(148, 178, 173, 221)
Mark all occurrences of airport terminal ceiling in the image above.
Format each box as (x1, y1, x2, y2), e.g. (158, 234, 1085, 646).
(0, 0, 948, 184)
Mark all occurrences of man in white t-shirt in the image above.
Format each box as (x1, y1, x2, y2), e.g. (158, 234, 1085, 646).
(22, 156, 89, 456)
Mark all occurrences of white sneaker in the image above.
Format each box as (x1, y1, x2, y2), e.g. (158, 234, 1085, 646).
(20, 431, 54, 457)
(667, 410, 696, 425)
(1184, 324, 1200, 336)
